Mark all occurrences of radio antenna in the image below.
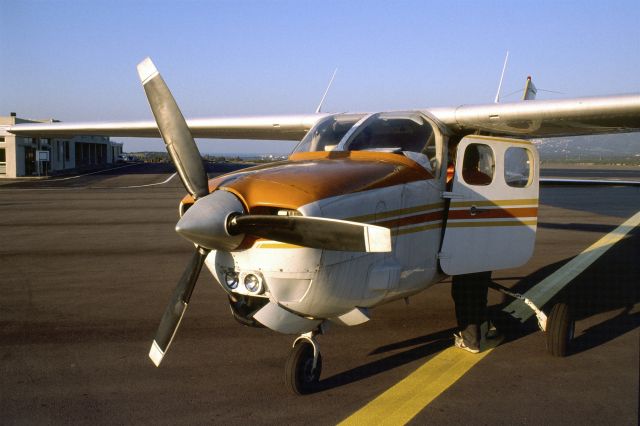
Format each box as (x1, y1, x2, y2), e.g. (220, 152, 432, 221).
(315, 68, 338, 113)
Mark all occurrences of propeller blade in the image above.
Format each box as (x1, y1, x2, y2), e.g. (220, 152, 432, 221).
(137, 57, 209, 199)
(149, 247, 209, 367)
(228, 215, 392, 252)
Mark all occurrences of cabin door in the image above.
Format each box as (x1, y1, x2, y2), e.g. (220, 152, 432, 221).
(439, 136, 539, 275)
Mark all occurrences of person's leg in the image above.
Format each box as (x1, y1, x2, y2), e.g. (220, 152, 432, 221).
(452, 272, 490, 351)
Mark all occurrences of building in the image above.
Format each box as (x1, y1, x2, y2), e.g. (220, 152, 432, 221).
(0, 113, 124, 178)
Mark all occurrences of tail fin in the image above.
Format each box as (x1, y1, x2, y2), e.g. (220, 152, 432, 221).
(522, 76, 537, 100)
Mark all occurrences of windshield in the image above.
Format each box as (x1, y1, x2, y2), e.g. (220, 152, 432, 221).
(339, 112, 437, 170)
(293, 111, 439, 172)
(293, 114, 365, 153)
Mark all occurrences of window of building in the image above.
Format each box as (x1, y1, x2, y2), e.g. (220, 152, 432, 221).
(504, 147, 533, 188)
(462, 143, 494, 186)
(0, 148, 5, 162)
(0, 136, 5, 142)
(65, 141, 70, 161)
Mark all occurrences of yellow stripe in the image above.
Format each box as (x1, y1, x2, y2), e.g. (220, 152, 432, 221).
(348, 202, 444, 223)
(505, 210, 640, 319)
(450, 198, 538, 208)
(467, 135, 533, 145)
(338, 337, 502, 426)
(255, 242, 303, 249)
(446, 219, 537, 228)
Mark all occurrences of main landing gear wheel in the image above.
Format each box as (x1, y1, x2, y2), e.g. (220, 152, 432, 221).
(546, 302, 574, 357)
(285, 341, 322, 395)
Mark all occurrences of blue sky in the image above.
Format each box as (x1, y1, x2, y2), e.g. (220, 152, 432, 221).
(1, 0, 639, 153)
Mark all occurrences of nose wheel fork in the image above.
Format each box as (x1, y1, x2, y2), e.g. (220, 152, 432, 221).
(285, 329, 323, 395)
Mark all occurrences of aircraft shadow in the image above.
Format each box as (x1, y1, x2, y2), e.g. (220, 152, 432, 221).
(318, 229, 638, 392)
(317, 327, 456, 391)
(537, 222, 618, 234)
(495, 227, 639, 356)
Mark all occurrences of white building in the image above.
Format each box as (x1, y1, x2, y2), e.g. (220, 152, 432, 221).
(0, 113, 123, 178)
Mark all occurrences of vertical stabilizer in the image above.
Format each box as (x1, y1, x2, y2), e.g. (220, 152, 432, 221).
(523, 76, 537, 100)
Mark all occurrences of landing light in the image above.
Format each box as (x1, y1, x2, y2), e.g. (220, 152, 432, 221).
(224, 271, 239, 289)
(244, 274, 263, 294)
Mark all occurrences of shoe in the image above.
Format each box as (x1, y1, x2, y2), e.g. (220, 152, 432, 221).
(486, 323, 501, 339)
(454, 332, 480, 354)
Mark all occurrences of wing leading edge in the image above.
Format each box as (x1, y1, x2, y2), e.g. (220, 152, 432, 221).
(427, 93, 640, 138)
(8, 114, 328, 141)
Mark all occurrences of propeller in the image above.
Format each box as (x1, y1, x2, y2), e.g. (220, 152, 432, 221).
(138, 57, 392, 367)
(176, 202, 392, 252)
(148, 247, 208, 367)
(137, 57, 209, 199)
(138, 57, 213, 366)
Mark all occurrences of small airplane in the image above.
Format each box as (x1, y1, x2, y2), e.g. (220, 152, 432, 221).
(10, 58, 640, 394)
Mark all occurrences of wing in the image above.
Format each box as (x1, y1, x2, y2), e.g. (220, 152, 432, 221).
(8, 114, 328, 141)
(427, 93, 640, 138)
(8, 94, 640, 141)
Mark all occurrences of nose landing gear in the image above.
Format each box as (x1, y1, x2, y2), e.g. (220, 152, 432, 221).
(285, 329, 323, 395)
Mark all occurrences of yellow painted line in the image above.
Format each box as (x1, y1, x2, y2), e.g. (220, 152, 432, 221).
(338, 337, 502, 426)
(505, 210, 640, 319)
(340, 210, 640, 425)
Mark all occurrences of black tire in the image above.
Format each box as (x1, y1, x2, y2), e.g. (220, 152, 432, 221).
(546, 302, 574, 357)
(285, 341, 322, 395)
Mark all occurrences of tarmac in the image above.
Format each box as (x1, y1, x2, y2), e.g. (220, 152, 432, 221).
(0, 163, 638, 425)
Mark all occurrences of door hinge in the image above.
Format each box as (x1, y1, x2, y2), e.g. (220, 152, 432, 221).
(441, 191, 463, 200)
(437, 252, 451, 260)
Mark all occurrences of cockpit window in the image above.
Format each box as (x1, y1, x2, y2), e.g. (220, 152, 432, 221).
(293, 114, 365, 153)
(293, 111, 439, 173)
(340, 112, 437, 170)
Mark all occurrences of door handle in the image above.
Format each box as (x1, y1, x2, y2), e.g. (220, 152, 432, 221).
(470, 205, 490, 216)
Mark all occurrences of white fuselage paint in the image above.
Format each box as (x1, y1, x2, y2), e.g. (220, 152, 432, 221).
(205, 177, 446, 321)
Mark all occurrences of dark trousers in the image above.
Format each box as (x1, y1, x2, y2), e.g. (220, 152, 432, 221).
(451, 272, 490, 347)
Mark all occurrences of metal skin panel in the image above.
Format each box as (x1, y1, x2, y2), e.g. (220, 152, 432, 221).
(253, 302, 321, 335)
(427, 93, 640, 137)
(440, 136, 540, 275)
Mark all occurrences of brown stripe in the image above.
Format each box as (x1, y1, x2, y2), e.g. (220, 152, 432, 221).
(377, 211, 444, 229)
(393, 222, 442, 236)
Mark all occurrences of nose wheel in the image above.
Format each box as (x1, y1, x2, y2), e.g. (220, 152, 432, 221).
(285, 331, 322, 395)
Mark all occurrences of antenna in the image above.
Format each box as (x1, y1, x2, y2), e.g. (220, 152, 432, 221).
(494, 51, 509, 103)
(315, 68, 338, 113)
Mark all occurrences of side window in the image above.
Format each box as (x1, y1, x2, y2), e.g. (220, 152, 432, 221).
(462, 143, 494, 186)
(504, 147, 532, 188)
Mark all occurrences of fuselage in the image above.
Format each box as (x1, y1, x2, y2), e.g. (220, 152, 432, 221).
(194, 150, 447, 321)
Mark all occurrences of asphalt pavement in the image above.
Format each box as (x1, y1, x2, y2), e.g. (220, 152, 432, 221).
(1, 163, 638, 425)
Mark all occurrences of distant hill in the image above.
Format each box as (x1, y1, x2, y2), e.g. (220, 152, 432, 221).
(534, 132, 640, 164)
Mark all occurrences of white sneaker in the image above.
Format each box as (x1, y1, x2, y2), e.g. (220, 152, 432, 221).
(454, 332, 480, 354)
